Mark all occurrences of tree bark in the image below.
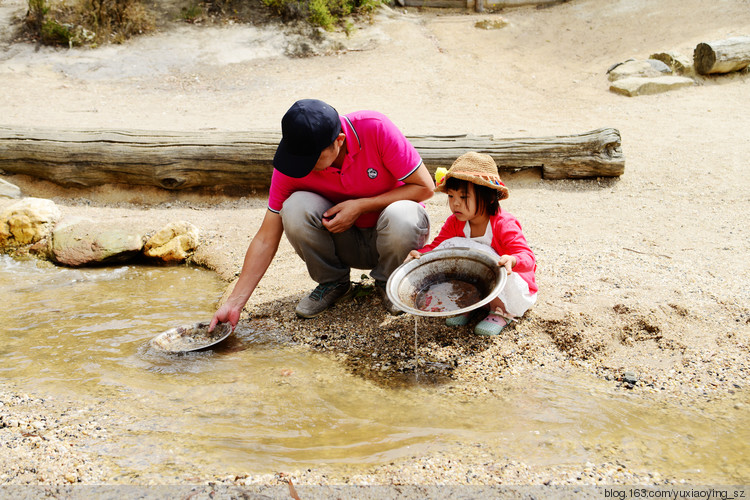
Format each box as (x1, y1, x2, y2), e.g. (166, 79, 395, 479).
(694, 36, 750, 75)
(0, 126, 624, 191)
(413, 127, 624, 180)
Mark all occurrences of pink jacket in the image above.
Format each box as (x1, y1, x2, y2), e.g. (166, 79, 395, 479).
(419, 210, 537, 294)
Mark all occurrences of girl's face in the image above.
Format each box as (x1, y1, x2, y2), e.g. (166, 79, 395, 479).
(446, 185, 479, 221)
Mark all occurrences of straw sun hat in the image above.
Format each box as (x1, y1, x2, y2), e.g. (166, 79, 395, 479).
(435, 152, 509, 200)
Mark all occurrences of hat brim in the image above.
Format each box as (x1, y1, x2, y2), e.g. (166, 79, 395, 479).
(273, 137, 320, 178)
(435, 172, 509, 200)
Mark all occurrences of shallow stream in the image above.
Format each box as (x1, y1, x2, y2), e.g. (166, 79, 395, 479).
(1, 256, 747, 482)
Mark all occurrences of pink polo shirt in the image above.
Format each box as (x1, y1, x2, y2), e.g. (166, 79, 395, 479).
(268, 110, 423, 228)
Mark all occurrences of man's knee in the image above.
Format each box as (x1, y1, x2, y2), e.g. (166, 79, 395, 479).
(282, 192, 330, 232)
(283, 191, 318, 217)
(377, 200, 430, 236)
(378, 200, 429, 244)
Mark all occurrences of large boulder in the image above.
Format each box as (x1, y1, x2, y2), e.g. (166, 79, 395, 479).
(610, 76, 695, 97)
(143, 221, 200, 263)
(51, 217, 145, 266)
(0, 197, 61, 250)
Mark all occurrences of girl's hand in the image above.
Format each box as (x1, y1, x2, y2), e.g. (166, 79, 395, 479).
(498, 255, 517, 274)
(404, 250, 422, 263)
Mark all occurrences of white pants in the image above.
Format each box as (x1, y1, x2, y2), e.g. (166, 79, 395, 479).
(434, 237, 537, 318)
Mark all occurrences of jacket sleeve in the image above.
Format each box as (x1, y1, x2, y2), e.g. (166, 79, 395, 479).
(419, 215, 461, 253)
(493, 213, 536, 273)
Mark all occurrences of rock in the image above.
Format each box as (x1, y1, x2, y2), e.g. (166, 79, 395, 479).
(51, 217, 145, 266)
(143, 221, 200, 263)
(646, 59, 671, 72)
(650, 51, 695, 76)
(607, 59, 672, 81)
(0, 197, 61, 249)
(609, 76, 695, 96)
(623, 371, 638, 384)
(0, 178, 22, 199)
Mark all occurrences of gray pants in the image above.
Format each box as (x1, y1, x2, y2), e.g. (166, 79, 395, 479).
(281, 191, 430, 284)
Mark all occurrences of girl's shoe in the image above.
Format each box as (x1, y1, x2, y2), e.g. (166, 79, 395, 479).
(474, 313, 508, 336)
(445, 313, 471, 326)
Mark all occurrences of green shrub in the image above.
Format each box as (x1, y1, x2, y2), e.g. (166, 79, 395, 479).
(26, 0, 50, 32)
(181, 4, 204, 23)
(307, 0, 334, 29)
(24, 0, 155, 46)
(24, 0, 382, 46)
(40, 18, 73, 44)
(261, 0, 382, 31)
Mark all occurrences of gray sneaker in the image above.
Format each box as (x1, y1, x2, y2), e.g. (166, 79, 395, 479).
(295, 280, 352, 319)
(375, 280, 404, 316)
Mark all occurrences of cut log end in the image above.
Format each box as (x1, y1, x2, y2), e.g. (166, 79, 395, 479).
(694, 43, 717, 75)
(693, 36, 750, 75)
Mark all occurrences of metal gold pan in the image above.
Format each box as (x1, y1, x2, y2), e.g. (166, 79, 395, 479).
(386, 248, 507, 317)
(150, 321, 232, 353)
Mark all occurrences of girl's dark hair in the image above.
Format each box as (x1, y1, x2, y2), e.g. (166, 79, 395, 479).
(445, 177, 500, 216)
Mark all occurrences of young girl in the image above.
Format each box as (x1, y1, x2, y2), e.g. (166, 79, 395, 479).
(407, 152, 537, 336)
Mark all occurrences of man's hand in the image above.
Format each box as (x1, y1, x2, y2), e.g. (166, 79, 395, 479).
(322, 199, 364, 233)
(209, 302, 242, 332)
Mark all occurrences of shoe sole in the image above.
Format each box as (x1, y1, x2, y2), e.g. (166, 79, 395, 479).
(295, 285, 353, 319)
(445, 314, 471, 327)
(474, 317, 508, 336)
(475, 324, 506, 336)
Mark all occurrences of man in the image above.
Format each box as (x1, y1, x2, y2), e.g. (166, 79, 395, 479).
(210, 99, 433, 331)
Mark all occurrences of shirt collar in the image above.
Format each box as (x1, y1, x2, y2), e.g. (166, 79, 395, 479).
(341, 115, 361, 158)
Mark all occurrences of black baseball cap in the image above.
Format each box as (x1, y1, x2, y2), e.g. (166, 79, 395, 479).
(273, 99, 342, 178)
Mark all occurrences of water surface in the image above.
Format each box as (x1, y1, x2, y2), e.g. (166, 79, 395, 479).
(1, 256, 747, 482)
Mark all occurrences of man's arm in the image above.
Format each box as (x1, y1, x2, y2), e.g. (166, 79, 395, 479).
(209, 210, 284, 330)
(323, 163, 434, 233)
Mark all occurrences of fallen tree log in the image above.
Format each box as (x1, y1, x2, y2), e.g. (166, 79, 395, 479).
(413, 127, 624, 180)
(694, 36, 750, 75)
(0, 126, 624, 191)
